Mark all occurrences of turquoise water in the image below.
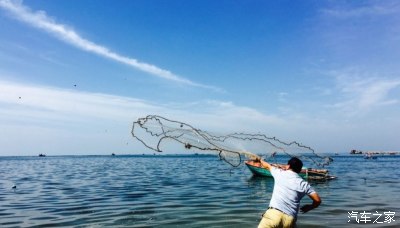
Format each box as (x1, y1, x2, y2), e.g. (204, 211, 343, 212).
(0, 155, 399, 227)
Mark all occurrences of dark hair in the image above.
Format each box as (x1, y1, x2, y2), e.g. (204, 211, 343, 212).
(288, 157, 303, 173)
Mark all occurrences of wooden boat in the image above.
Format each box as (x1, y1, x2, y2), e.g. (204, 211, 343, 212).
(245, 160, 336, 181)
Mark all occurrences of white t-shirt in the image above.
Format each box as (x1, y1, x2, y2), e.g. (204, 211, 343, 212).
(269, 166, 316, 217)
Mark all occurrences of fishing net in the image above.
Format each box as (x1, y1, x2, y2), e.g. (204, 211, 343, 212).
(131, 115, 333, 167)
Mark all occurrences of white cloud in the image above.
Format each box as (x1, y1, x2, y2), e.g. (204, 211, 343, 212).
(0, 80, 279, 126)
(0, 80, 160, 121)
(321, 1, 400, 18)
(0, 80, 288, 155)
(356, 80, 400, 109)
(327, 69, 400, 114)
(0, 0, 222, 92)
(1, 79, 399, 155)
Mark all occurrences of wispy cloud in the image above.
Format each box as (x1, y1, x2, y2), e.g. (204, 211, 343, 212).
(321, 1, 400, 18)
(0, 80, 278, 130)
(3, 79, 398, 154)
(1, 79, 318, 155)
(328, 69, 400, 114)
(0, 0, 221, 91)
(0, 80, 161, 122)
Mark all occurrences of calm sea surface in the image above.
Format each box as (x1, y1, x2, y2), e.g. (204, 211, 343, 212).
(1, 155, 399, 228)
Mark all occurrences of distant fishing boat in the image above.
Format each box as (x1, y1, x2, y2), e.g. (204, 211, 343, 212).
(364, 154, 377, 159)
(245, 160, 336, 181)
(38, 153, 46, 157)
(350, 149, 363, 154)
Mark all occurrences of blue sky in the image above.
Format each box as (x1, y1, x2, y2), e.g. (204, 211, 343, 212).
(1, 0, 400, 156)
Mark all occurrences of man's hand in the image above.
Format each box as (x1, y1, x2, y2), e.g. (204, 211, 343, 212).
(259, 159, 272, 170)
(300, 204, 314, 213)
(301, 192, 321, 213)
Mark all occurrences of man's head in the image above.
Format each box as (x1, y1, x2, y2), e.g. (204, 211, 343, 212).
(288, 157, 303, 173)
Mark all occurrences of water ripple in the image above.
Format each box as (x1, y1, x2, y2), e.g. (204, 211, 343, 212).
(0, 155, 399, 227)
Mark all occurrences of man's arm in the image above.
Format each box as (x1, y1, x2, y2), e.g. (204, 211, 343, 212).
(300, 192, 321, 213)
(259, 159, 272, 170)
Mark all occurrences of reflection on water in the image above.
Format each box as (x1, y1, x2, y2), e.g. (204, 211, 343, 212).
(0, 155, 399, 227)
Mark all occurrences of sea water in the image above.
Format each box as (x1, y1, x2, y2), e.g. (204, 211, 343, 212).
(0, 155, 399, 227)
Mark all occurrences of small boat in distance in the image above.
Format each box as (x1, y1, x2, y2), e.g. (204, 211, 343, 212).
(364, 153, 377, 159)
(38, 153, 46, 157)
(245, 160, 336, 181)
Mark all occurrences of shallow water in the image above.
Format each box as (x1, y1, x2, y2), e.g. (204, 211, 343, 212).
(0, 155, 399, 227)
